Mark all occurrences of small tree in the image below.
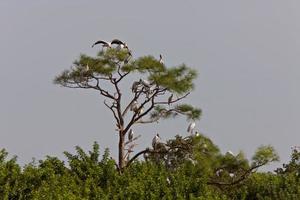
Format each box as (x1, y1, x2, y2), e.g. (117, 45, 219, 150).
(54, 43, 201, 171)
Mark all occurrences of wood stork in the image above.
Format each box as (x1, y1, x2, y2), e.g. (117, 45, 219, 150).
(111, 39, 128, 50)
(226, 150, 234, 156)
(166, 177, 171, 185)
(139, 79, 151, 88)
(131, 81, 140, 93)
(130, 101, 139, 112)
(152, 133, 161, 149)
(187, 121, 196, 134)
(91, 40, 111, 48)
(137, 107, 144, 116)
(168, 94, 173, 105)
(159, 54, 164, 64)
(124, 50, 132, 64)
(128, 129, 134, 141)
(216, 169, 223, 176)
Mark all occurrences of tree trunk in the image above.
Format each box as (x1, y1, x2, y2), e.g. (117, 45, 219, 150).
(118, 131, 125, 171)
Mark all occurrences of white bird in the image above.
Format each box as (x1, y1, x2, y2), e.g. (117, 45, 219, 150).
(187, 122, 196, 134)
(91, 40, 111, 48)
(159, 54, 164, 64)
(166, 177, 171, 185)
(168, 94, 173, 106)
(130, 101, 139, 112)
(216, 169, 223, 176)
(152, 133, 161, 149)
(131, 81, 140, 93)
(124, 50, 132, 64)
(111, 39, 128, 50)
(140, 79, 151, 88)
(128, 129, 134, 141)
(137, 107, 144, 115)
(226, 150, 235, 156)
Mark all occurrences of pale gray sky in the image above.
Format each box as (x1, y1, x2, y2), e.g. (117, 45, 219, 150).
(0, 1, 299, 170)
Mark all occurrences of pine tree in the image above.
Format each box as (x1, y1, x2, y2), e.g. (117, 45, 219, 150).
(54, 42, 201, 171)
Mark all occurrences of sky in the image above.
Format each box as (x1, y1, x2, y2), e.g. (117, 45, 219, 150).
(0, 1, 299, 170)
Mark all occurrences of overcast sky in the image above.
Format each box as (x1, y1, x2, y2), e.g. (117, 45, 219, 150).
(0, 1, 299, 170)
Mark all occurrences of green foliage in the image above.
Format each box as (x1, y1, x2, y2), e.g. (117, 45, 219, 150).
(39, 46, 299, 199)
(252, 145, 279, 167)
(175, 104, 202, 120)
(148, 64, 197, 94)
(0, 137, 296, 199)
(124, 55, 165, 73)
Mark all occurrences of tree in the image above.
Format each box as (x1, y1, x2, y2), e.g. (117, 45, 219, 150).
(54, 43, 201, 171)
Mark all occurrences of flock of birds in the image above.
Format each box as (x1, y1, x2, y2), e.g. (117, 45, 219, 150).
(91, 38, 163, 64)
(91, 39, 211, 153)
(92, 39, 129, 50)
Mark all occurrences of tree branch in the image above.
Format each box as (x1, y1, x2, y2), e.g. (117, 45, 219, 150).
(154, 92, 190, 105)
(207, 163, 265, 187)
(104, 100, 120, 125)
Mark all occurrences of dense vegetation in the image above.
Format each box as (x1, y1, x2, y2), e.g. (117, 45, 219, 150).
(3, 42, 295, 199)
(0, 134, 299, 200)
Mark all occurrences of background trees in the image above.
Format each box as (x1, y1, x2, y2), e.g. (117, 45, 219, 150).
(0, 135, 288, 199)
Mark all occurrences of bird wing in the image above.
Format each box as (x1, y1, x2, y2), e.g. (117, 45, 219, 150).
(191, 122, 195, 129)
(128, 130, 133, 140)
(92, 40, 109, 47)
(111, 39, 124, 45)
(168, 94, 173, 104)
(152, 137, 156, 148)
(187, 124, 191, 132)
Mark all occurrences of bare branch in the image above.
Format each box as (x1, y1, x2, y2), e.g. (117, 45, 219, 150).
(126, 149, 151, 167)
(126, 143, 192, 168)
(207, 163, 265, 187)
(154, 92, 190, 105)
(110, 77, 124, 131)
(122, 90, 143, 117)
(125, 134, 141, 146)
(123, 90, 157, 134)
(104, 100, 120, 125)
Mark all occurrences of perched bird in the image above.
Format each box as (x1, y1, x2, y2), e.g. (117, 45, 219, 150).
(166, 177, 171, 185)
(168, 94, 173, 105)
(111, 39, 128, 50)
(128, 129, 134, 141)
(130, 101, 139, 112)
(91, 40, 111, 48)
(85, 64, 89, 71)
(226, 150, 235, 156)
(137, 107, 144, 115)
(140, 79, 151, 88)
(145, 86, 155, 98)
(216, 169, 223, 176)
(159, 54, 164, 64)
(187, 122, 196, 134)
(124, 50, 132, 64)
(131, 81, 140, 93)
(152, 133, 161, 149)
